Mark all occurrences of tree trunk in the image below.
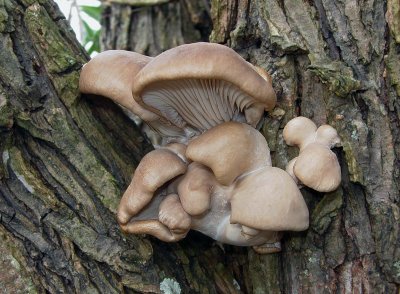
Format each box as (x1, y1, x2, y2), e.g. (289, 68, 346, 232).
(101, 0, 212, 56)
(209, 0, 400, 292)
(0, 1, 398, 294)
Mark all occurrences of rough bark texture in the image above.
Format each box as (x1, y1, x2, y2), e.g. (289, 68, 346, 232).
(0, 0, 399, 294)
(209, 0, 400, 292)
(101, 0, 212, 56)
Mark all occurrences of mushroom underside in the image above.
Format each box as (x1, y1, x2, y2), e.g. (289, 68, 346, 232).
(141, 79, 265, 140)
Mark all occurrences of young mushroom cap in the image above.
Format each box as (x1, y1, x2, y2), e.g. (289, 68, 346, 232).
(186, 122, 271, 186)
(230, 167, 309, 231)
(117, 149, 187, 225)
(293, 144, 341, 192)
(283, 116, 318, 149)
(158, 193, 191, 234)
(131, 43, 276, 135)
(79, 50, 158, 121)
(315, 124, 341, 148)
(177, 162, 215, 216)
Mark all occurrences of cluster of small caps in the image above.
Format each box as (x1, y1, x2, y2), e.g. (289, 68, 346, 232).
(116, 122, 310, 253)
(283, 116, 342, 192)
(79, 42, 276, 144)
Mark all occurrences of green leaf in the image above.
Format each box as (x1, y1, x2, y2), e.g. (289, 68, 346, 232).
(82, 20, 95, 43)
(80, 5, 102, 22)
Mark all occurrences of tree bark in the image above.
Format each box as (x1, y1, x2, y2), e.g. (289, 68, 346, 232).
(209, 0, 400, 292)
(0, 0, 398, 294)
(101, 0, 212, 55)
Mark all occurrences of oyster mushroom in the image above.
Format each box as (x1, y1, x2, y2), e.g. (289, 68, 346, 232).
(283, 116, 342, 192)
(117, 122, 309, 252)
(182, 122, 309, 252)
(79, 43, 276, 145)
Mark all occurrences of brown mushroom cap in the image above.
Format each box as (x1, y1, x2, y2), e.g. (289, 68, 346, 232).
(133, 43, 276, 110)
(186, 122, 271, 186)
(230, 167, 309, 231)
(117, 149, 187, 225)
(283, 116, 317, 149)
(177, 162, 215, 216)
(130, 43, 276, 134)
(79, 50, 158, 121)
(293, 144, 341, 192)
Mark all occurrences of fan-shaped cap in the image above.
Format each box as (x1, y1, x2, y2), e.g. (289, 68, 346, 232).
(230, 167, 309, 231)
(131, 43, 276, 134)
(293, 144, 341, 192)
(79, 50, 158, 121)
(186, 122, 271, 186)
(133, 43, 276, 109)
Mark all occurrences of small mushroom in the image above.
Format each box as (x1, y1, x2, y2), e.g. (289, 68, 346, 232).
(158, 193, 191, 237)
(177, 162, 214, 216)
(283, 116, 317, 151)
(283, 116, 341, 192)
(117, 148, 187, 226)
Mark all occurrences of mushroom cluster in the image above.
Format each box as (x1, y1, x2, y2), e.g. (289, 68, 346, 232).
(79, 43, 342, 253)
(80, 43, 276, 144)
(118, 122, 309, 253)
(283, 116, 341, 192)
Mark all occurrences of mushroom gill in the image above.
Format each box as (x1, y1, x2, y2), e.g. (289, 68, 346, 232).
(142, 79, 258, 134)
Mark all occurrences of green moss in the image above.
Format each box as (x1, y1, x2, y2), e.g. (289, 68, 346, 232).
(24, 4, 80, 74)
(342, 141, 364, 184)
(385, 40, 400, 96)
(0, 225, 40, 293)
(248, 251, 281, 294)
(8, 147, 60, 210)
(209, 0, 227, 43)
(387, 0, 400, 44)
(0, 35, 27, 92)
(0, 92, 13, 129)
(0, 1, 8, 33)
(308, 57, 361, 98)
